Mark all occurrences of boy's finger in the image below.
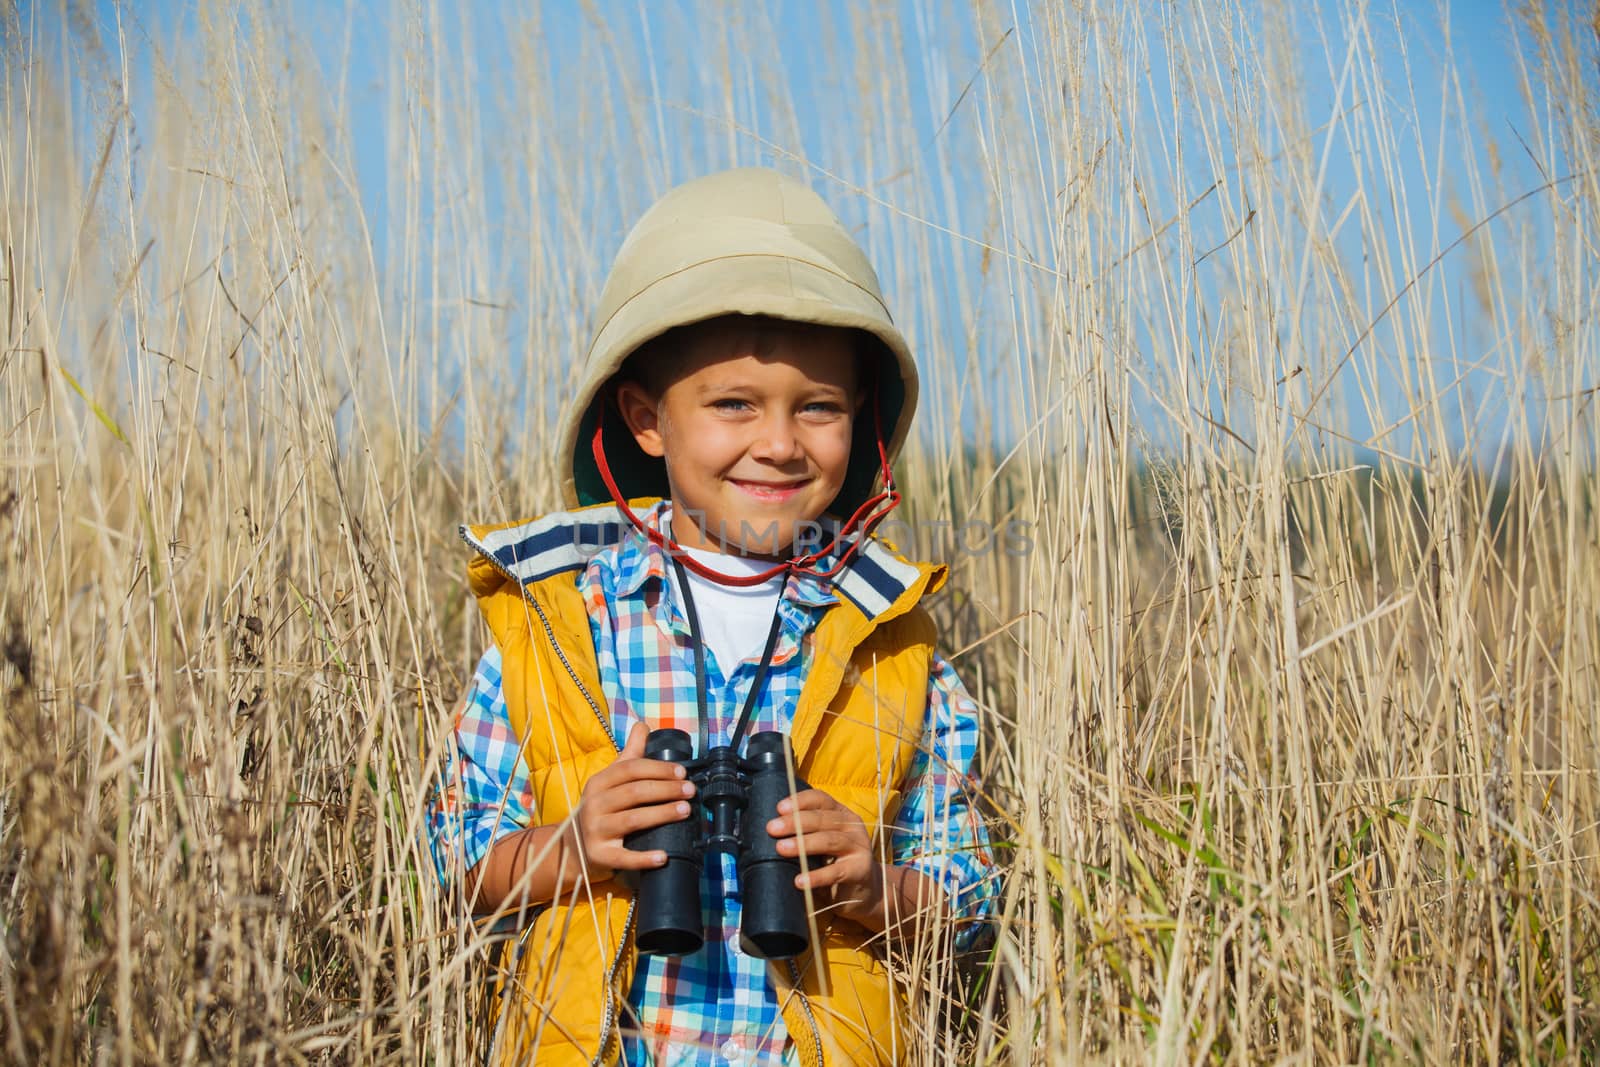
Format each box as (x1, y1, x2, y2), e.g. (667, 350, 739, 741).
(609, 799, 694, 838)
(585, 763, 679, 804)
(776, 789, 834, 815)
(766, 808, 852, 838)
(600, 754, 691, 787)
(780, 830, 854, 859)
(621, 721, 649, 757)
(794, 858, 853, 891)
(603, 776, 696, 812)
(600, 844, 672, 871)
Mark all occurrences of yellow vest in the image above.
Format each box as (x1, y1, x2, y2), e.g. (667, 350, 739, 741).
(462, 501, 948, 1066)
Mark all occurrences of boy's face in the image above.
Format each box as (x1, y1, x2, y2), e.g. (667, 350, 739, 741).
(615, 324, 860, 558)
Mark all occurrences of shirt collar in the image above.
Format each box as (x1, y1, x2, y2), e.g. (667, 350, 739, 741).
(611, 501, 839, 609)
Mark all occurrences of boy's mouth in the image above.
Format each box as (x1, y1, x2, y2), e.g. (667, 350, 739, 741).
(728, 477, 811, 502)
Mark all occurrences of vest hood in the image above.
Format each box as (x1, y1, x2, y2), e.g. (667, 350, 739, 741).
(558, 167, 919, 515)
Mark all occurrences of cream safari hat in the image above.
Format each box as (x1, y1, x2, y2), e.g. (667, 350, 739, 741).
(558, 167, 919, 516)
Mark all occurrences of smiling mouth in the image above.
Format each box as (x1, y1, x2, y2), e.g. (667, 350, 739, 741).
(729, 478, 811, 500)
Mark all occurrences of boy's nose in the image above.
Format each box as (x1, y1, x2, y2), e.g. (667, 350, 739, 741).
(749, 416, 804, 464)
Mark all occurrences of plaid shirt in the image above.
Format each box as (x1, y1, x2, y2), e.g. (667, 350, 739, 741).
(429, 503, 994, 1066)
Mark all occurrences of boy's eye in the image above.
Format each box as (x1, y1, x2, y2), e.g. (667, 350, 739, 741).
(707, 397, 847, 415)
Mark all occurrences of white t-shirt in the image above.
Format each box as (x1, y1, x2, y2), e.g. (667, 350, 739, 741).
(665, 540, 787, 675)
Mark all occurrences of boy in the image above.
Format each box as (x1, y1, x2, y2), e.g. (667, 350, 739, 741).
(429, 168, 994, 1066)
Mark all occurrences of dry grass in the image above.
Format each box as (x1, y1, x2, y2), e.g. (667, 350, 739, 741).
(2, 0, 1597, 1062)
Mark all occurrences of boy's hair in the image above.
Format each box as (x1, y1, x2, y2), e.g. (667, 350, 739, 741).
(618, 314, 867, 399)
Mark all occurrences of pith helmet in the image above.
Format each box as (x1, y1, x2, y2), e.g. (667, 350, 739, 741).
(558, 167, 919, 514)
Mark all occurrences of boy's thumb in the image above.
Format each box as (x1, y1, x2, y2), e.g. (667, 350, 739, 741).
(622, 720, 648, 757)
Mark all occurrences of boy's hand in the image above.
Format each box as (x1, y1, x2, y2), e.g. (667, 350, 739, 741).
(765, 789, 887, 927)
(767, 790, 952, 933)
(572, 722, 697, 882)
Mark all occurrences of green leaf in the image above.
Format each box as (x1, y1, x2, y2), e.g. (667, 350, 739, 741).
(58, 364, 130, 445)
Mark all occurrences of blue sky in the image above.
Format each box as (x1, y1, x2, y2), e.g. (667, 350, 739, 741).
(56, 0, 1587, 464)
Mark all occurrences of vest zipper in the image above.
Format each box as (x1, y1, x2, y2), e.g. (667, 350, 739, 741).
(464, 537, 632, 1063)
(787, 959, 825, 1066)
(518, 588, 630, 1062)
(591, 899, 636, 1067)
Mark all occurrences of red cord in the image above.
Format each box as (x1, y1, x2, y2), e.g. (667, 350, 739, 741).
(590, 383, 901, 587)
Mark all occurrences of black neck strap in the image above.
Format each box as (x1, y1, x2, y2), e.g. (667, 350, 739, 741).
(669, 553, 787, 758)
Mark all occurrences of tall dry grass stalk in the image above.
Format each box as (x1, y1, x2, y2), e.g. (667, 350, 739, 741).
(2, 0, 1596, 1062)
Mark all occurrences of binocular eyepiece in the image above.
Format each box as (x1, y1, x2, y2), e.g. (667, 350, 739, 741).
(623, 729, 810, 960)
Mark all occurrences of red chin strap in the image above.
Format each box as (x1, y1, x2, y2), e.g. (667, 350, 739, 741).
(590, 389, 902, 588)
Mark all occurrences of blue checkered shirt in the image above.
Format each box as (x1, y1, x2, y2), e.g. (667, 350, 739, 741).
(428, 503, 995, 1065)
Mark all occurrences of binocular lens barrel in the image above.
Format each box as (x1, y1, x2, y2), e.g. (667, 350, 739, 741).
(625, 729, 703, 956)
(738, 732, 809, 959)
(635, 862, 702, 956)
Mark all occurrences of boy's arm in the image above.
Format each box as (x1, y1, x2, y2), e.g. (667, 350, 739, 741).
(464, 824, 577, 914)
(427, 648, 542, 909)
(427, 647, 577, 915)
(883, 651, 997, 946)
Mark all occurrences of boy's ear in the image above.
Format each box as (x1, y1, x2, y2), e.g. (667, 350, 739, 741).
(614, 381, 666, 458)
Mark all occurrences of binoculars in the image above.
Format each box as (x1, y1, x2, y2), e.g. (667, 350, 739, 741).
(624, 728, 810, 960)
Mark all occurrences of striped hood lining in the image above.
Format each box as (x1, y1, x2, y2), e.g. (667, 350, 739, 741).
(461, 504, 928, 622)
